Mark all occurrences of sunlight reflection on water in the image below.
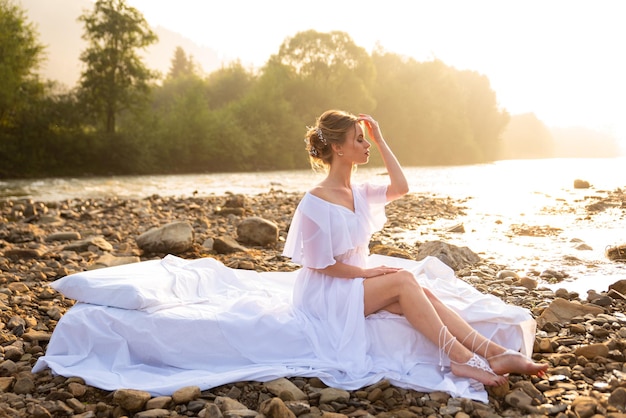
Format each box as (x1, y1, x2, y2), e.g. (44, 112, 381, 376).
(2, 157, 625, 293)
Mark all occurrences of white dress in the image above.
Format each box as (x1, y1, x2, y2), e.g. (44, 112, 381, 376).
(33, 183, 537, 402)
(283, 183, 392, 379)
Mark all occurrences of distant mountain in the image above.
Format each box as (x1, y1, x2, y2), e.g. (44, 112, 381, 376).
(551, 126, 622, 158)
(499, 113, 622, 159)
(20, 0, 223, 87)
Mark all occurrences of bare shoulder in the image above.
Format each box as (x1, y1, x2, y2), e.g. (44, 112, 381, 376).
(309, 185, 354, 211)
(308, 185, 333, 201)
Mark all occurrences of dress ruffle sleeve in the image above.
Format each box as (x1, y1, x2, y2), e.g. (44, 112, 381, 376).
(282, 194, 345, 269)
(282, 183, 389, 269)
(354, 183, 388, 233)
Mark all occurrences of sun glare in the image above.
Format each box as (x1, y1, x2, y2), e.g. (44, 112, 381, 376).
(126, 0, 625, 147)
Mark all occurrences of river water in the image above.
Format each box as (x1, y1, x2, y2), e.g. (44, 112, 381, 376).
(2, 157, 625, 294)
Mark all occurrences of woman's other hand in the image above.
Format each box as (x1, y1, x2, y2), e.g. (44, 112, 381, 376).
(363, 266, 402, 278)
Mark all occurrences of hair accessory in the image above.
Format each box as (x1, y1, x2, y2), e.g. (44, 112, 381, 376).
(305, 127, 327, 158)
(316, 128, 327, 145)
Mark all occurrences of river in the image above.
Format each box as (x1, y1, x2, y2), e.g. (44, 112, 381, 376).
(2, 157, 625, 294)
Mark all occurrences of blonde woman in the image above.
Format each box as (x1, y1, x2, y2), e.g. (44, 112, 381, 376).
(283, 109, 548, 387)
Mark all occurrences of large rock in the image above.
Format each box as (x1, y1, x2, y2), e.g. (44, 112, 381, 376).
(609, 278, 626, 294)
(606, 244, 626, 262)
(217, 194, 247, 216)
(573, 179, 591, 189)
(213, 236, 247, 254)
(575, 343, 609, 359)
(45, 231, 81, 242)
(4, 247, 46, 259)
(415, 240, 481, 270)
(536, 298, 604, 328)
(264, 378, 307, 401)
(172, 385, 201, 404)
(90, 253, 141, 269)
(135, 221, 194, 254)
(113, 389, 151, 412)
(237, 217, 279, 246)
(63, 236, 113, 252)
(260, 397, 296, 418)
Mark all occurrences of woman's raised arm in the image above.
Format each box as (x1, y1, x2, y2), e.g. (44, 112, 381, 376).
(358, 114, 409, 201)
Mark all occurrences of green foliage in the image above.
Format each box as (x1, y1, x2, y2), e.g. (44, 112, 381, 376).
(371, 50, 510, 166)
(146, 59, 256, 173)
(270, 30, 376, 123)
(153, 75, 216, 172)
(167, 46, 197, 79)
(229, 74, 302, 171)
(1, 84, 98, 177)
(457, 69, 510, 162)
(1, 28, 521, 179)
(0, 0, 44, 127)
(78, 0, 157, 134)
(204, 61, 255, 110)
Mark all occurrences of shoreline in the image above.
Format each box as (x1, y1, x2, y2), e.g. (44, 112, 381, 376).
(2, 191, 626, 416)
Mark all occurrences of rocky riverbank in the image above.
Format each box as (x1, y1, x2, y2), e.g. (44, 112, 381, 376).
(1, 188, 626, 417)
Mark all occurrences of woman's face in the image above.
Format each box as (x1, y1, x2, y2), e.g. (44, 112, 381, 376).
(343, 122, 371, 165)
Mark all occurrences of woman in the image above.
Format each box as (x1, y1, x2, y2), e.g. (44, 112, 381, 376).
(35, 110, 547, 400)
(283, 109, 548, 387)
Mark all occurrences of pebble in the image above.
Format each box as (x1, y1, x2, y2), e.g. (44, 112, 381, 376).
(1, 190, 626, 417)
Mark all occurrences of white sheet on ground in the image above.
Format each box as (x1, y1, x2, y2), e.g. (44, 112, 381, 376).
(33, 254, 536, 402)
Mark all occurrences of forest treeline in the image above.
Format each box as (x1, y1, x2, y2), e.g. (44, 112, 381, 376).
(0, 0, 619, 179)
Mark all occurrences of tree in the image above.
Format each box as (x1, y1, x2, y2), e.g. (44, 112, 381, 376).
(78, 0, 157, 134)
(204, 60, 255, 109)
(370, 50, 429, 165)
(0, 0, 44, 128)
(167, 46, 197, 79)
(370, 52, 472, 165)
(457, 69, 510, 161)
(229, 65, 302, 171)
(269, 30, 375, 123)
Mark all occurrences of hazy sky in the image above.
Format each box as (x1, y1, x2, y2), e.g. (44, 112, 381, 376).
(126, 0, 625, 144)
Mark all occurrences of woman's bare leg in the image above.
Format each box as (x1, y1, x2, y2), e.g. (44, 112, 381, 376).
(421, 288, 548, 376)
(363, 270, 506, 386)
(363, 270, 547, 379)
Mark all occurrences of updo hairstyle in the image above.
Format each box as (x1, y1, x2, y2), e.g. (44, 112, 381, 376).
(304, 110, 358, 171)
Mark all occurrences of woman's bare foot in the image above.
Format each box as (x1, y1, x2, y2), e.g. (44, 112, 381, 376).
(450, 353, 508, 387)
(488, 349, 549, 377)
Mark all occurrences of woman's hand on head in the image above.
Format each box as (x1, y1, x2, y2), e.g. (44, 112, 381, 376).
(363, 266, 402, 278)
(358, 114, 384, 144)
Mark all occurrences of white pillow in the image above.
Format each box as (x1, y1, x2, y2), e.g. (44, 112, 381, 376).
(50, 255, 254, 311)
